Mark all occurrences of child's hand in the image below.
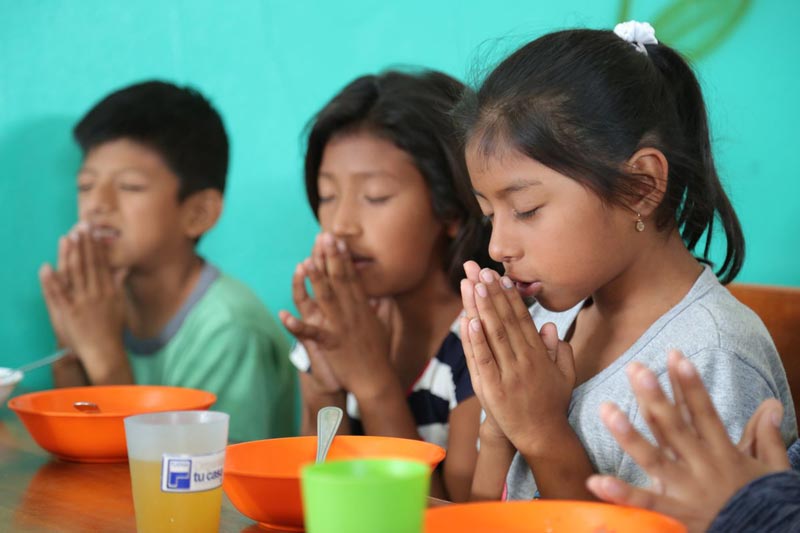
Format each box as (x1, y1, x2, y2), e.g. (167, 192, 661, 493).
(460, 261, 576, 455)
(281, 260, 343, 395)
(459, 262, 508, 448)
(282, 233, 396, 399)
(586, 350, 789, 533)
(41, 223, 129, 381)
(39, 236, 74, 348)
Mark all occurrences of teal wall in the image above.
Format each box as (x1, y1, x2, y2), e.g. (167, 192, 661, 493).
(2, 0, 798, 393)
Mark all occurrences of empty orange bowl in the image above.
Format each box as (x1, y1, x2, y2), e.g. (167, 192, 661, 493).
(8, 385, 216, 463)
(223, 435, 446, 531)
(425, 500, 686, 532)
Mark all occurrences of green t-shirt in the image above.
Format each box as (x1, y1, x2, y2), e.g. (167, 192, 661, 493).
(126, 264, 297, 442)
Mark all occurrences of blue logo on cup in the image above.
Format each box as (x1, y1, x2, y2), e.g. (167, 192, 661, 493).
(166, 459, 192, 490)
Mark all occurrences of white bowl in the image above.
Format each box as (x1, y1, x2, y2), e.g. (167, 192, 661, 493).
(1, 368, 24, 405)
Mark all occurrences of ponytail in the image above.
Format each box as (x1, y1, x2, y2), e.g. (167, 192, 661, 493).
(648, 46, 744, 283)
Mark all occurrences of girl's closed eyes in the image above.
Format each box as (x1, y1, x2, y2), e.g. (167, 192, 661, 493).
(512, 206, 540, 220)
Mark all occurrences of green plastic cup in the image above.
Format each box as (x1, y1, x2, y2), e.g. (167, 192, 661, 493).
(301, 458, 430, 533)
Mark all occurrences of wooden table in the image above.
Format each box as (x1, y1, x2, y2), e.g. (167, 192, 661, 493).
(0, 409, 286, 532)
(0, 409, 450, 532)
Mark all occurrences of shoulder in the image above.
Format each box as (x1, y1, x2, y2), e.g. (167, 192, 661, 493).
(664, 267, 775, 352)
(182, 272, 289, 348)
(200, 273, 273, 320)
(670, 274, 773, 354)
(637, 268, 780, 376)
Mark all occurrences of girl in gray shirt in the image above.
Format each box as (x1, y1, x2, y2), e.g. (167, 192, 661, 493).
(454, 20, 796, 501)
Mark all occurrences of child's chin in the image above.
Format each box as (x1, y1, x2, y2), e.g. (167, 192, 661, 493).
(535, 293, 583, 313)
(106, 253, 131, 272)
(360, 277, 395, 299)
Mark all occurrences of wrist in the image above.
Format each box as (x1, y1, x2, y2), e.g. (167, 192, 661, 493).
(479, 425, 515, 454)
(515, 418, 577, 461)
(349, 370, 402, 403)
(78, 340, 131, 384)
(307, 389, 347, 410)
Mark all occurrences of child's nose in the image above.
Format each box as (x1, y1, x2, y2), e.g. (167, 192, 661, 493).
(331, 206, 361, 237)
(488, 219, 521, 263)
(82, 183, 117, 215)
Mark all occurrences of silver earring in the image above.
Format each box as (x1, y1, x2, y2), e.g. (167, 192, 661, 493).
(635, 212, 645, 232)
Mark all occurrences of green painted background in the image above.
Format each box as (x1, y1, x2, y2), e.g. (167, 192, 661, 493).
(1, 0, 798, 393)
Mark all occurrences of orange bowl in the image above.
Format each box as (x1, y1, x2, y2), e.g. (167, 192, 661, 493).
(8, 385, 216, 463)
(425, 500, 686, 532)
(223, 435, 446, 531)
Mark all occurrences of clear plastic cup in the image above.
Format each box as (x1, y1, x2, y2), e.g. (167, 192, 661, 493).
(124, 410, 229, 533)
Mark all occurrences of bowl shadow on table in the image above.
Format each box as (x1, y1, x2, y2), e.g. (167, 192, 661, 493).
(13, 459, 135, 530)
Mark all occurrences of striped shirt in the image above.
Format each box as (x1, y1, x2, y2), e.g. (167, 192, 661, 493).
(289, 318, 474, 448)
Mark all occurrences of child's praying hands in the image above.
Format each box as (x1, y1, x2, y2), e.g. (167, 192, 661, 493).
(281, 233, 404, 410)
(460, 260, 595, 500)
(39, 222, 131, 384)
(460, 261, 575, 453)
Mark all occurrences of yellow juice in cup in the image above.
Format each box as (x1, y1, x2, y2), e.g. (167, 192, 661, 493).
(129, 460, 222, 533)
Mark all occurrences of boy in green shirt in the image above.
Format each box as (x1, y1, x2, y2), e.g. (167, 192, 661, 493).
(38, 80, 296, 441)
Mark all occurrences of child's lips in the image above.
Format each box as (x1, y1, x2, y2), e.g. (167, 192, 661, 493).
(350, 254, 375, 270)
(90, 226, 121, 244)
(509, 278, 542, 298)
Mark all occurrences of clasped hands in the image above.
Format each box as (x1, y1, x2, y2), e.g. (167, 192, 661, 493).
(39, 222, 127, 377)
(280, 233, 397, 400)
(459, 260, 576, 455)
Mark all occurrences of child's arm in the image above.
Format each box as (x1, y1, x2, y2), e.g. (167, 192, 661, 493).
(51, 353, 90, 387)
(470, 415, 516, 501)
(442, 396, 481, 502)
(298, 370, 349, 436)
(348, 373, 452, 499)
(516, 422, 597, 499)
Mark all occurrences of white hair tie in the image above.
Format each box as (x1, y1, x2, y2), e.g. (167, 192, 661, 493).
(614, 20, 658, 55)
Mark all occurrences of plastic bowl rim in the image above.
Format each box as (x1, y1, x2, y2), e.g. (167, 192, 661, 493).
(224, 435, 446, 480)
(425, 499, 688, 529)
(7, 384, 216, 418)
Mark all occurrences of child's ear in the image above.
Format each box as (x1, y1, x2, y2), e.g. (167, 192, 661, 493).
(181, 189, 223, 239)
(627, 148, 668, 217)
(445, 219, 460, 239)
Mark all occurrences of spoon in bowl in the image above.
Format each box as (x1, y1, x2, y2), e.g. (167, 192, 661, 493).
(315, 406, 343, 463)
(73, 401, 101, 414)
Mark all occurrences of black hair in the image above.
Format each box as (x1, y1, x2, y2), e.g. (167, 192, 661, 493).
(74, 80, 229, 201)
(304, 69, 498, 291)
(455, 29, 744, 283)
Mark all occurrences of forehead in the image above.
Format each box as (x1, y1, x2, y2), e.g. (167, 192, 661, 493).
(319, 132, 418, 181)
(466, 144, 543, 189)
(80, 138, 175, 178)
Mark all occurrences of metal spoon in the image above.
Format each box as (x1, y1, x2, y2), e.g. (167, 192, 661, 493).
(16, 348, 71, 374)
(315, 406, 343, 463)
(73, 401, 101, 414)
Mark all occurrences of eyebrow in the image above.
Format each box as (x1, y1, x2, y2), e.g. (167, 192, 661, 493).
(473, 178, 542, 199)
(77, 166, 150, 179)
(318, 170, 401, 181)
